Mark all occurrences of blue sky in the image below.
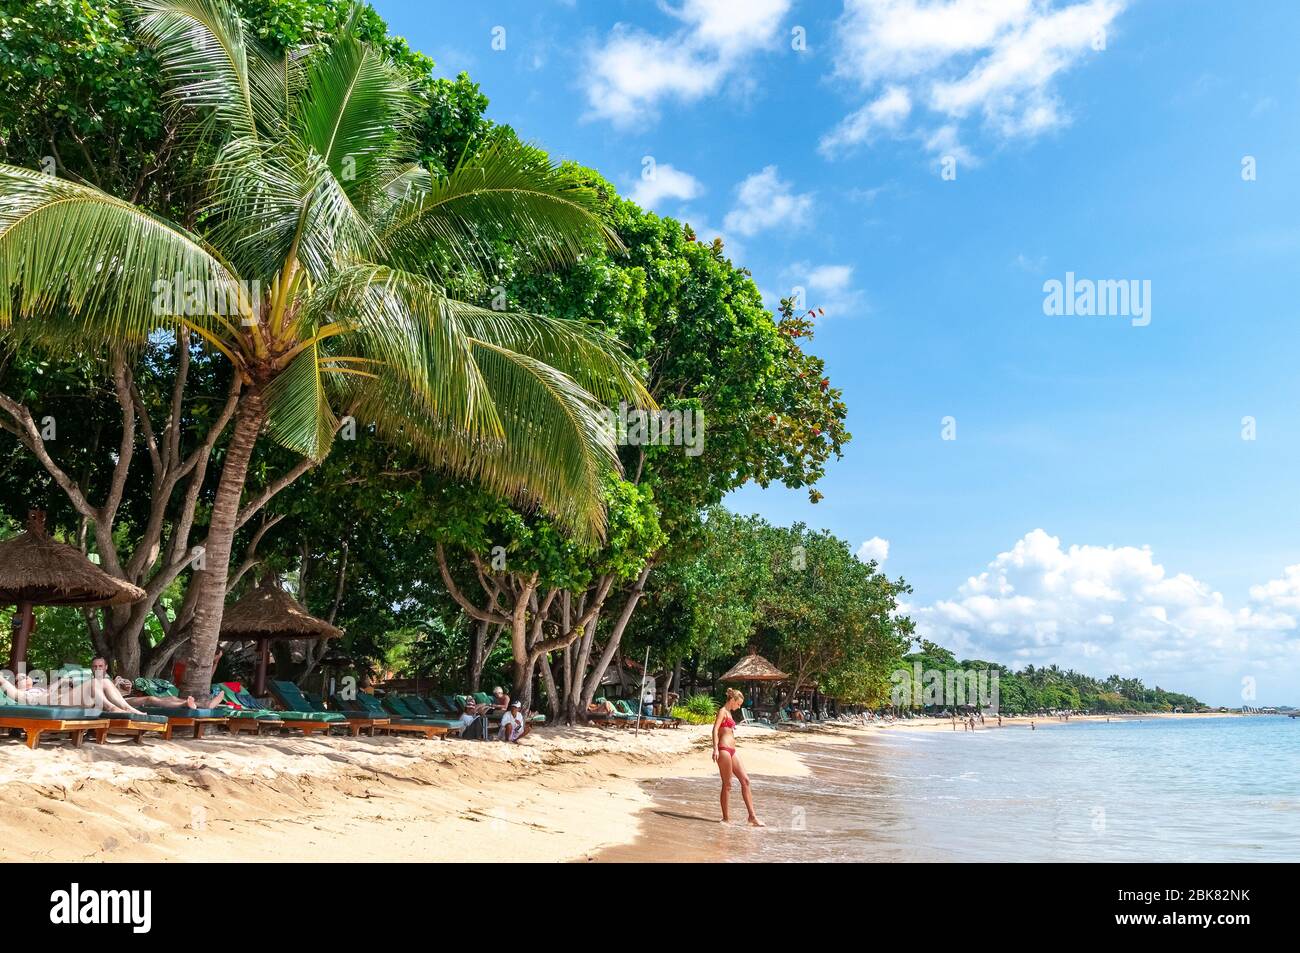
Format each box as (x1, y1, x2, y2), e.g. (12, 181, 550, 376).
(374, 0, 1300, 706)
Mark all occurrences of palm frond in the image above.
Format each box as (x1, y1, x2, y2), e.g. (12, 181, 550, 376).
(377, 137, 624, 279)
(346, 340, 619, 542)
(263, 340, 338, 459)
(291, 36, 416, 202)
(440, 299, 653, 409)
(204, 142, 374, 281)
(301, 265, 500, 438)
(0, 164, 245, 351)
(132, 0, 286, 142)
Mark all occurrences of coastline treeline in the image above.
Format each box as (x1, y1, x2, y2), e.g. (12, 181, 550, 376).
(905, 642, 1205, 714)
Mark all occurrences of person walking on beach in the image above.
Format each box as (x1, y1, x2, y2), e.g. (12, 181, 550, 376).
(713, 688, 763, 826)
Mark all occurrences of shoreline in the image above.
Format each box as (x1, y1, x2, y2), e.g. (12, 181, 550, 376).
(0, 711, 1249, 862)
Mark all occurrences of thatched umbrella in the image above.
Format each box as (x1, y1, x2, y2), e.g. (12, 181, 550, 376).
(0, 510, 146, 672)
(219, 578, 342, 696)
(720, 652, 789, 712)
(719, 652, 788, 683)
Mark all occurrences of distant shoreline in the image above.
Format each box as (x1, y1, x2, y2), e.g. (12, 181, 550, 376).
(875, 710, 1249, 732)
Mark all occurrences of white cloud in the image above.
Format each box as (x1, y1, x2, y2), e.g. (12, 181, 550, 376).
(584, 0, 791, 127)
(723, 166, 814, 237)
(627, 163, 704, 209)
(782, 261, 865, 318)
(910, 529, 1300, 700)
(858, 536, 891, 565)
(819, 85, 912, 155)
(822, 0, 1124, 160)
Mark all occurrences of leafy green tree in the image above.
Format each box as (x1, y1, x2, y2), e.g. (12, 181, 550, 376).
(0, 0, 647, 695)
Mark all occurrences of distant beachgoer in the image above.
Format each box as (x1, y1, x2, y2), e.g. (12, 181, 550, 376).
(491, 686, 509, 713)
(458, 701, 489, 740)
(968, 716, 976, 731)
(713, 688, 762, 826)
(497, 701, 524, 743)
(588, 699, 618, 716)
(1030, 720, 1036, 731)
(997, 715, 1003, 727)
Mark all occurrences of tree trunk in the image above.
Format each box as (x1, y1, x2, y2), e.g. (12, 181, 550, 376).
(578, 566, 651, 714)
(468, 619, 488, 691)
(178, 394, 266, 697)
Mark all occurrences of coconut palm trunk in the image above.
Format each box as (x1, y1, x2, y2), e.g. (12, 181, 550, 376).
(179, 392, 265, 696)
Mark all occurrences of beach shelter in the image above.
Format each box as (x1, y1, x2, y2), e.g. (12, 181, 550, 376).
(719, 652, 789, 712)
(219, 578, 342, 696)
(719, 652, 789, 684)
(0, 510, 145, 672)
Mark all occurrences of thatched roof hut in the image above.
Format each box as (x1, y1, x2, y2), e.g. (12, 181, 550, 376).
(220, 579, 342, 695)
(221, 579, 343, 642)
(0, 511, 144, 608)
(0, 510, 145, 670)
(719, 652, 788, 683)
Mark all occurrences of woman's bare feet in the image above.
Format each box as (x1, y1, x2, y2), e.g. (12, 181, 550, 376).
(185, 696, 197, 709)
(748, 816, 765, 827)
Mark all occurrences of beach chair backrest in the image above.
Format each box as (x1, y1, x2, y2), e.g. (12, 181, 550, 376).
(384, 695, 416, 717)
(473, 691, 493, 706)
(234, 690, 266, 711)
(355, 692, 387, 715)
(614, 700, 636, 715)
(271, 679, 312, 711)
(421, 696, 450, 715)
(305, 692, 328, 712)
(404, 696, 437, 717)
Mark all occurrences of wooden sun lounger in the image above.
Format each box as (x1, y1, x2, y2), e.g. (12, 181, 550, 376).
(225, 715, 334, 737)
(0, 716, 110, 749)
(372, 721, 449, 739)
(102, 716, 168, 745)
(336, 717, 390, 736)
(161, 716, 230, 740)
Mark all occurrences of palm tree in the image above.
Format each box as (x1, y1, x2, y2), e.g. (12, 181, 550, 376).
(0, 0, 648, 696)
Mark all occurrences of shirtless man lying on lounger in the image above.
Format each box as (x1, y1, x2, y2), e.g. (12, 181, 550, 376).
(113, 676, 225, 711)
(44, 657, 147, 715)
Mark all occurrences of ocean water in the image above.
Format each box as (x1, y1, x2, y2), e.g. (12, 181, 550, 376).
(596, 716, 1300, 862)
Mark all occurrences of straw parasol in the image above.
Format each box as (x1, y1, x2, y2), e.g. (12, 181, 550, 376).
(719, 652, 788, 683)
(0, 510, 145, 671)
(219, 578, 342, 696)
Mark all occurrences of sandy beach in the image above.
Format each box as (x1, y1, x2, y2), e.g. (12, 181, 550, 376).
(0, 712, 1241, 863)
(0, 723, 811, 862)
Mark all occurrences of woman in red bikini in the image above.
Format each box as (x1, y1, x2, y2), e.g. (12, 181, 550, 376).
(712, 688, 763, 826)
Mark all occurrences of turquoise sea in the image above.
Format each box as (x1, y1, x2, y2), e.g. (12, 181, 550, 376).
(597, 716, 1300, 862)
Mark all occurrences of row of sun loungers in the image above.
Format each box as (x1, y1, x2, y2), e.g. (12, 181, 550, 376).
(586, 698, 682, 730)
(0, 674, 576, 747)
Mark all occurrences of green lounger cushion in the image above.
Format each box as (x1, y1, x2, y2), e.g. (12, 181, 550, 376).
(139, 706, 232, 719)
(229, 685, 342, 722)
(117, 713, 169, 726)
(0, 703, 104, 720)
(382, 695, 459, 728)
